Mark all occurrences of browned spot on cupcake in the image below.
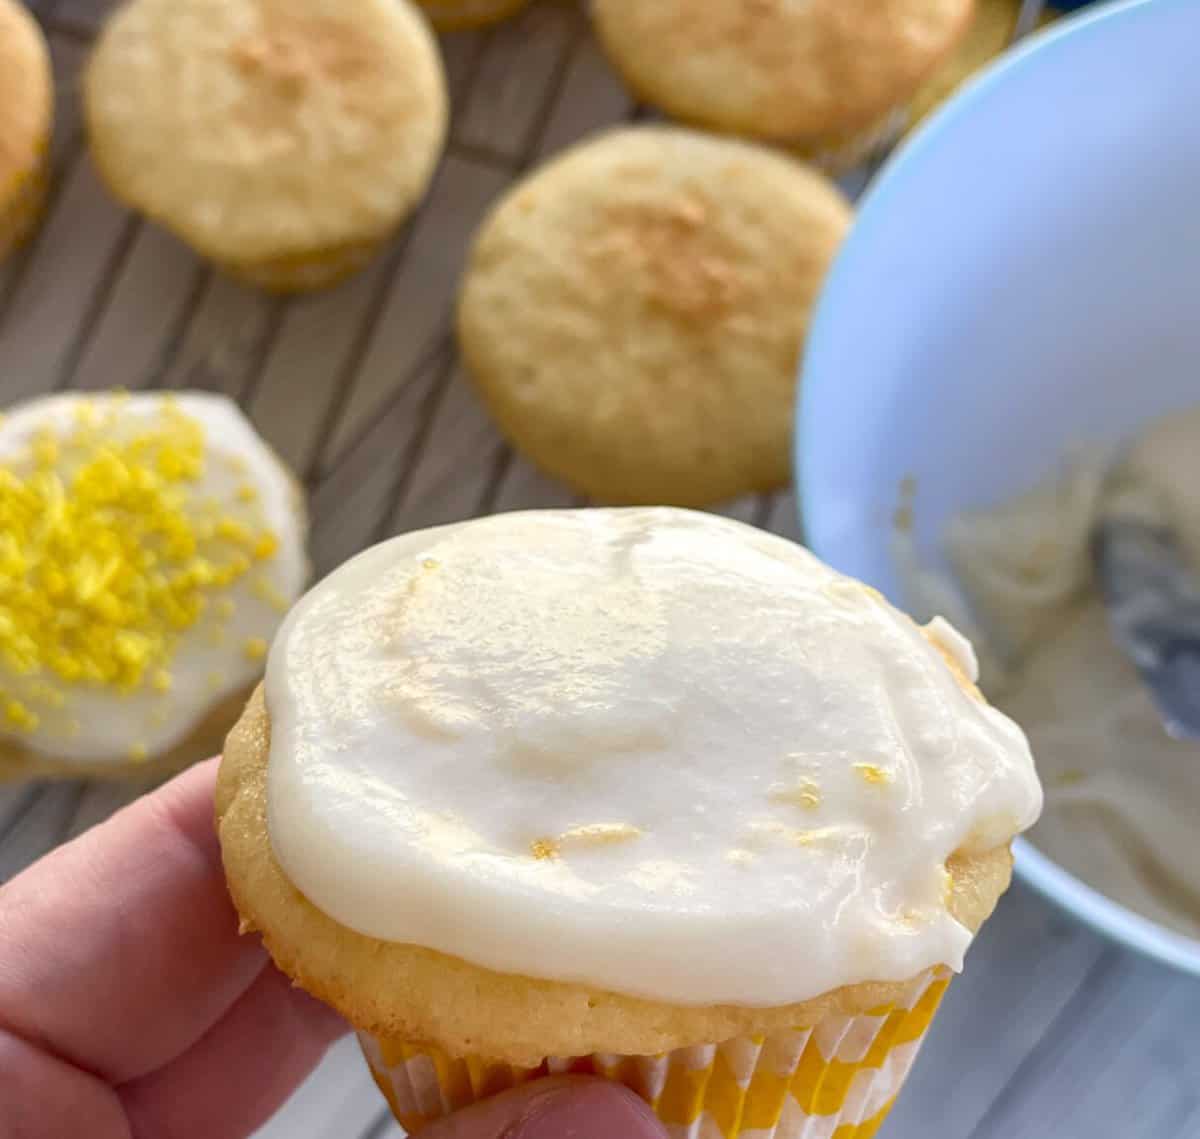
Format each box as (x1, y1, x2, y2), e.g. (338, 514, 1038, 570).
(582, 196, 761, 324)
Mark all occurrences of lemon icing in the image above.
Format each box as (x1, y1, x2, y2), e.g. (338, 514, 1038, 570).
(941, 408, 1200, 940)
(0, 391, 307, 763)
(266, 508, 1040, 1005)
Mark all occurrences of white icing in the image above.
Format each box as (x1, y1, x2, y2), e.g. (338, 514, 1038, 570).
(942, 408, 1200, 940)
(0, 391, 307, 763)
(926, 616, 979, 683)
(266, 508, 1040, 1006)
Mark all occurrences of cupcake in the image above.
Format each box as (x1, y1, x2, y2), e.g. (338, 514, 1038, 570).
(591, 0, 975, 171)
(0, 391, 308, 781)
(416, 0, 530, 32)
(457, 126, 852, 507)
(0, 0, 53, 260)
(84, 0, 448, 293)
(908, 0, 1023, 127)
(217, 508, 1041, 1138)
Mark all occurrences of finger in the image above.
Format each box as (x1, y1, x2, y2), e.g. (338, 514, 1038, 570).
(0, 1027, 128, 1139)
(416, 1077, 669, 1139)
(119, 961, 346, 1139)
(0, 757, 265, 1084)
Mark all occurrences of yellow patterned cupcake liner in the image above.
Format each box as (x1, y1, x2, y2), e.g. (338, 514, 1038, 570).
(0, 135, 50, 260)
(359, 968, 949, 1138)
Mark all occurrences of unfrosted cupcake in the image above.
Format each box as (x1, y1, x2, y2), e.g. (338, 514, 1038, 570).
(217, 508, 1041, 1138)
(0, 392, 307, 781)
(591, 0, 975, 171)
(85, 0, 447, 292)
(908, 0, 1024, 127)
(458, 126, 852, 507)
(0, 0, 53, 260)
(416, 0, 530, 31)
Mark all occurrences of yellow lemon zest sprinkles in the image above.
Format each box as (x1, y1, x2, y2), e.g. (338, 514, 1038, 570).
(0, 402, 279, 731)
(854, 763, 893, 786)
(243, 637, 268, 661)
(530, 838, 560, 861)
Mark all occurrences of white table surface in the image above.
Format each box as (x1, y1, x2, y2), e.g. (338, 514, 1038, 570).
(2, 3, 1198, 1135)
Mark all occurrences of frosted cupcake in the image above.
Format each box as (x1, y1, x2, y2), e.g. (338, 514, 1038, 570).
(0, 0, 53, 259)
(85, 0, 447, 292)
(217, 508, 1040, 1137)
(0, 392, 307, 780)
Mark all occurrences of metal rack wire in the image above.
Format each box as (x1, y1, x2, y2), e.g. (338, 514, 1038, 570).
(1, 0, 1047, 946)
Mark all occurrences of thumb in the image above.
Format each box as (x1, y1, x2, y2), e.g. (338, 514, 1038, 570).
(414, 1075, 669, 1139)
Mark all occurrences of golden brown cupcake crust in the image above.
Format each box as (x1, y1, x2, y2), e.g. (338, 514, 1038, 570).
(416, 0, 529, 31)
(0, 0, 52, 256)
(0, 0, 52, 186)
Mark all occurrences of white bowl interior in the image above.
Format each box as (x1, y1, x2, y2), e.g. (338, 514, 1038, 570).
(799, 0, 1200, 974)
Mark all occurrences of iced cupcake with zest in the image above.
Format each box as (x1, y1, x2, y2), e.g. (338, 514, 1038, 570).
(217, 508, 1040, 1138)
(0, 392, 307, 781)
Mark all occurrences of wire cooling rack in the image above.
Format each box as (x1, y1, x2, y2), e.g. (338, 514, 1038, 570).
(1, 0, 1047, 1015)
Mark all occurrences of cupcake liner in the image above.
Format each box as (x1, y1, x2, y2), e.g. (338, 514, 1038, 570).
(218, 238, 384, 293)
(0, 140, 50, 260)
(787, 109, 909, 177)
(418, 0, 531, 31)
(359, 968, 949, 1138)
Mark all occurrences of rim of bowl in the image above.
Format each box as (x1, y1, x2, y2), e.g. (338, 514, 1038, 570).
(795, 0, 1200, 978)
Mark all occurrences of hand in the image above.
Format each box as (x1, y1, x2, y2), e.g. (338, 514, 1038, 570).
(0, 759, 669, 1139)
(418, 1077, 667, 1139)
(0, 757, 344, 1139)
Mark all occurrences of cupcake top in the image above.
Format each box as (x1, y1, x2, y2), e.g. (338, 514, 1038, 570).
(0, 0, 52, 188)
(266, 508, 1039, 1007)
(458, 126, 852, 506)
(592, 0, 974, 141)
(0, 391, 307, 764)
(85, 0, 447, 265)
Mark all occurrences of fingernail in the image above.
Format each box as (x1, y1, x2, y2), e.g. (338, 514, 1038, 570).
(506, 1080, 668, 1139)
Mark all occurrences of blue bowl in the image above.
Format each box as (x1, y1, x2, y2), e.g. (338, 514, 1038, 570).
(797, 0, 1200, 977)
